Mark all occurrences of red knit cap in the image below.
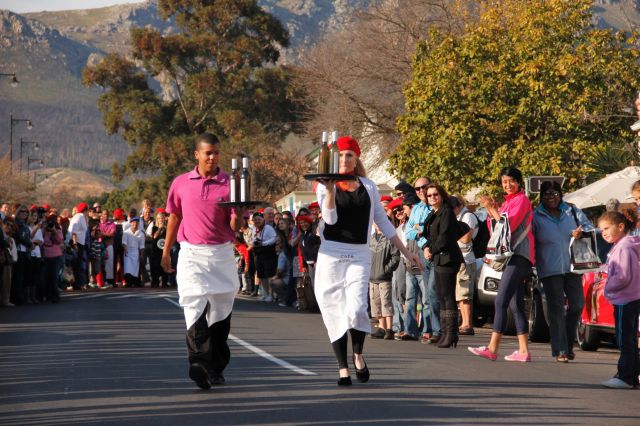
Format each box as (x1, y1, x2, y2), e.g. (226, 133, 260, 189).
(156, 208, 167, 214)
(336, 136, 361, 157)
(380, 195, 393, 203)
(296, 214, 313, 224)
(113, 208, 125, 220)
(388, 198, 403, 211)
(76, 202, 88, 213)
(308, 201, 319, 210)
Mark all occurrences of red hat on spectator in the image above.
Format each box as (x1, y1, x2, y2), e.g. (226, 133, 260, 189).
(29, 204, 39, 211)
(336, 136, 361, 157)
(76, 202, 88, 213)
(308, 201, 320, 210)
(113, 208, 125, 220)
(42, 204, 50, 211)
(258, 208, 265, 213)
(296, 214, 313, 224)
(156, 208, 166, 214)
(388, 198, 403, 211)
(380, 195, 393, 203)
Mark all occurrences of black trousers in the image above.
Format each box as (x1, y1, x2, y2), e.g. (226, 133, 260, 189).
(434, 264, 460, 311)
(614, 300, 640, 386)
(186, 304, 232, 375)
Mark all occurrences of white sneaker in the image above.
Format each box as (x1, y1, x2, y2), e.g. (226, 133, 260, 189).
(278, 302, 287, 307)
(602, 378, 633, 389)
(261, 295, 273, 302)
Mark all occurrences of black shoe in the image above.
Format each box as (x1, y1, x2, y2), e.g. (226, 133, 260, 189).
(352, 354, 370, 383)
(337, 376, 352, 386)
(384, 329, 394, 340)
(189, 363, 212, 389)
(370, 328, 385, 339)
(212, 373, 226, 385)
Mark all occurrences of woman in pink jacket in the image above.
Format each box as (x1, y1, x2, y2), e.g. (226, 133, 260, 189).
(599, 210, 640, 389)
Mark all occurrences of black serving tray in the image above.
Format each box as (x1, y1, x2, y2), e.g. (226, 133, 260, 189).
(217, 201, 268, 207)
(304, 173, 358, 181)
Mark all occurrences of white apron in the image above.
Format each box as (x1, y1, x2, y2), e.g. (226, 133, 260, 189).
(124, 247, 140, 277)
(177, 241, 237, 329)
(314, 239, 372, 342)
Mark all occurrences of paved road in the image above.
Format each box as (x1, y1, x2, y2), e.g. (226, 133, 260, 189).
(0, 289, 637, 425)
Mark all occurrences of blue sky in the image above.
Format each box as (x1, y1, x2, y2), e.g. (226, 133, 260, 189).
(1, 1, 145, 13)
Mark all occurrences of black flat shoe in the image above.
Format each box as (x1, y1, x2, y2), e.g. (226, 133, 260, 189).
(352, 355, 370, 383)
(189, 362, 212, 390)
(337, 376, 352, 386)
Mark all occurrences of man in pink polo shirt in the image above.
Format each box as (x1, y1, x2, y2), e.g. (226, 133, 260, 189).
(161, 133, 246, 389)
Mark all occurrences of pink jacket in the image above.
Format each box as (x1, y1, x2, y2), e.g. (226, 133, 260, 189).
(604, 235, 640, 305)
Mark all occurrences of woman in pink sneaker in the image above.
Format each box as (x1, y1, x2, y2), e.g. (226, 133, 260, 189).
(599, 210, 640, 389)
(468, 167, 534, 362)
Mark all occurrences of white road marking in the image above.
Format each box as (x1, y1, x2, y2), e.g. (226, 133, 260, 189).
(163, 297, 317, 376)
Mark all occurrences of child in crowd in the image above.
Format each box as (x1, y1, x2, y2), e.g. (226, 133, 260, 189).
(598, 210, 640, 389)
(369, 223, 400, 339)
(88, 227, 106, 289)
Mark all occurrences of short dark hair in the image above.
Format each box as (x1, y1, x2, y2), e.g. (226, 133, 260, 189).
(196, 133, 220, 149)
(539, 180, 562, 201)
(498, 166, 524, 187)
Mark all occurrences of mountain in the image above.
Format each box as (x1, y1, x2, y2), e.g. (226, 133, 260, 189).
(2, 0, 640, 176)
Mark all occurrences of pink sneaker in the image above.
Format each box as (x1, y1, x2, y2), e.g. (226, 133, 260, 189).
(468, 346, 497, 361)
(504, 351, 531, 362)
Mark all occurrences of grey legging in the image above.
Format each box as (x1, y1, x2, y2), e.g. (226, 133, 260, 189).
(493, 255, 531, 334)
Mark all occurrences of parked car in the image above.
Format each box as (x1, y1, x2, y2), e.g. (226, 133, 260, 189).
(577, 270, 616, 351)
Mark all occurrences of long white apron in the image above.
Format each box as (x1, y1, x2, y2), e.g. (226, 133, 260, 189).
(314, 239, 372, 342)
(124, 247, 140, 277)
(177, 241, 237, 330)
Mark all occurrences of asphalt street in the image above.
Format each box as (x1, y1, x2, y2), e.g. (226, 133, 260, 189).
(0, 288, 637, 425)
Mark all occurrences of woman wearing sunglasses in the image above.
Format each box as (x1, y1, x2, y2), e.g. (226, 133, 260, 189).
(532, 180, 593, 362)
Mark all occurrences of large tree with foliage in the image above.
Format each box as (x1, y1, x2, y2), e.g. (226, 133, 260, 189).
(83, 0, 307, 207)
(393, 0, 640, 194)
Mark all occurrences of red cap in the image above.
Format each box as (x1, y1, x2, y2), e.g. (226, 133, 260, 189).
(113, 208, 125, 220)
(76, 202, 88, 213)
(336, 136, 361, 157)
(308, 201, 319, 210)
(42, 204, 50, 211)
(388, 198, 403, 211)
(156, 208, 166, 214)
(29, 204, 39, 211)
(296, 214, 313, 224)
(380, 195, 393, 203)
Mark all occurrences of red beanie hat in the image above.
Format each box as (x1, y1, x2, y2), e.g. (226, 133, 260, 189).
(156, 208, 166, 214)
(296, 214, 313, 225)
(42, 204, 50, 211)
(388, 198, 403, 211)
(336, 136, 361, 157)
(380, 195, 393, 203)
(113, 208, 125, 220)
(308, 201, 319, 210)
(76, 202, 88, 213)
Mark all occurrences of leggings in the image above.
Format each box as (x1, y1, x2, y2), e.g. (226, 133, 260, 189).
(331, 329, 366, 369)
(493, 255, 531, 334)
(434, 264, 460, 311)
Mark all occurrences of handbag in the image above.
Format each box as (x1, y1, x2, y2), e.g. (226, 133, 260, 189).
(486, 212, 530, 272)
(569, 230, 601, 273)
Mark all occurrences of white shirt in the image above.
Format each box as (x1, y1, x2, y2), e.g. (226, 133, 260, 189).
(30, 227, 43, 258)
(457, 207, 479, 263)
(69, 213, 88, 245)
(122, 228, 145, 252)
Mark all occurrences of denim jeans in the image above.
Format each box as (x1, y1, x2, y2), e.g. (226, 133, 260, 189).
(404, 272, 424, 337)
(392, 263, 406, 333)
(422, 257, 440, 336)
(542, 273, 584, 356)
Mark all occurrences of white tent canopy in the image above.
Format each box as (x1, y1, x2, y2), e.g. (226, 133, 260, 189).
(563, 166, 640, 209)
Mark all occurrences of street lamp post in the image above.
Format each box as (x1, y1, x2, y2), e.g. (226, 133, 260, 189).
(9, 113, 33, 174)
(0, 72, 19, 87)
(27, 156, 44, 176)
(19, 138, 39, 173)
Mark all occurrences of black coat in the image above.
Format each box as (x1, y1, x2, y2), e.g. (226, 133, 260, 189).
(424, 204, 463, 267)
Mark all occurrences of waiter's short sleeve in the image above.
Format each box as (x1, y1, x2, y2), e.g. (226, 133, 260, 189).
(166, 177, 182, 216)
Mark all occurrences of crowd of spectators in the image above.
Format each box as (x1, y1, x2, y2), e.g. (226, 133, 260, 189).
(0, 199, 176, 306)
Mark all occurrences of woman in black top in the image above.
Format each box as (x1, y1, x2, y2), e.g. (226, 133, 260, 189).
(423, 184, 464, 348)
(315, 136, 421, 386)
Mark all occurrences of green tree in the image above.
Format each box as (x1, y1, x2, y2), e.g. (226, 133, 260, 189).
(83, 0, 307, 201)
(394, 0, 640, 194)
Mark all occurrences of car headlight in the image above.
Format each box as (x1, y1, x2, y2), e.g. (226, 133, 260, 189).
(485, 278, 499, 292)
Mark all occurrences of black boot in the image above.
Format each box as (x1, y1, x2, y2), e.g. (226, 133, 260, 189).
(438, 310, 459, 348)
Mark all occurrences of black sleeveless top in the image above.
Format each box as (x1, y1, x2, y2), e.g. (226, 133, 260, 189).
(323, 183, 371, 244)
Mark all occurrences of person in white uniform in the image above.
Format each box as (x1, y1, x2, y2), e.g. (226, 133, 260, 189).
(161, 133, 246, 389)
(122, 217, 145, 288)
(315, 136, 422, 386)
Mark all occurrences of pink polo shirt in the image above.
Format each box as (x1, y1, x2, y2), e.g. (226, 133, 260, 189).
(166, 166, 235, 245)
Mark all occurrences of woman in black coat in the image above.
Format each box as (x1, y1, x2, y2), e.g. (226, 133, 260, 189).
(424, 184, 464, 348)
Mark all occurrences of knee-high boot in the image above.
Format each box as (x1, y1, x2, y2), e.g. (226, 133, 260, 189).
(437, 310, 459, 348)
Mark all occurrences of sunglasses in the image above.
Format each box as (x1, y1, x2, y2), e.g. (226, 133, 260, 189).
(396, 192, 404, 196)
(414, 184, 429, 191)
(393, 209, 403, 214)
(542, 190, 560, 198)
(426, 193, 440, 198)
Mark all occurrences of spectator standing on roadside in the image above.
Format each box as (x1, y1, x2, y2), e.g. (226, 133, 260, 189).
(42, 213, 63, 303)
(88, 227, 106, 289)
(113, 208, 126, 287)
(149, 209, 168, 287)
(98, 209, 116, 286)
(1, 219, 17, 307)
(450, 195, 479, 336)
(533, 181, 593, 363)
(251, 211, 277, 302)
(122, 217, 145, 288)
(69, 202, 89, 291)
(27, 208, 44, 302)
(12, 205, 31, 303)
(598, 210, 640, 389)
(369, 222, 400, 340)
